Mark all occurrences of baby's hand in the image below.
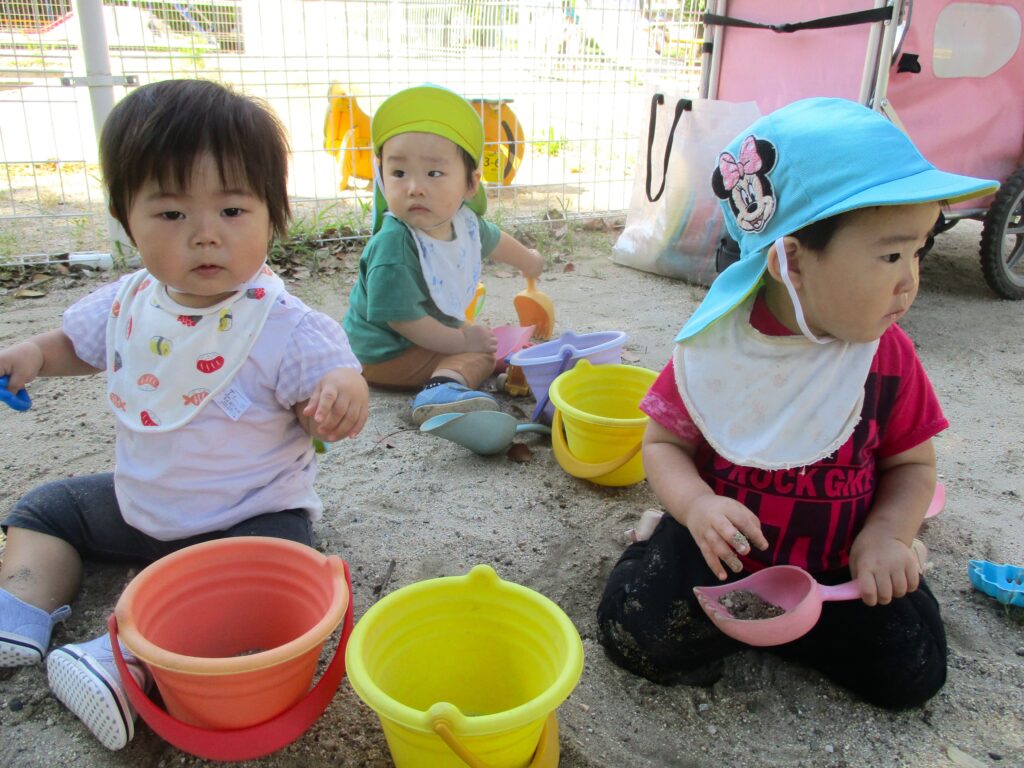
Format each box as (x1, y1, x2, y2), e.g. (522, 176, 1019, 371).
(521, 248, 544, 279)
(684, 493, 769, 580)
(849, 530, 920, 606)
(302, 367, 369, 442)
(0, 341, 45, 395)
(462, 324, 498, 354)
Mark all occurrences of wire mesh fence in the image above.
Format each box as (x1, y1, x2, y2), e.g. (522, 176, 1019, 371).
(0, 0, 705, 262)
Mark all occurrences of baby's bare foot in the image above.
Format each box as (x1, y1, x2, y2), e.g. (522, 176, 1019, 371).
(911, 538, 931, 574)
(625, 509, 665, 544)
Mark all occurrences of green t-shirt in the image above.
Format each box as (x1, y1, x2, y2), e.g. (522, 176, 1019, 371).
(344, 210, 501, 364)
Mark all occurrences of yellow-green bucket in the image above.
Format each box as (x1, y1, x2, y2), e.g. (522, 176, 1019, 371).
(547, 359, 658, 486)
(345, 565, 584, 768)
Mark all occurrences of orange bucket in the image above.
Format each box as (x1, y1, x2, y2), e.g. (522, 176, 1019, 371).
(109, 537, 352, 761)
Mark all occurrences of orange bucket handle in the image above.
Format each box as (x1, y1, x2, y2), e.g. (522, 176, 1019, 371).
(108, 560, 355, 762)
(551, 408, 641, 479)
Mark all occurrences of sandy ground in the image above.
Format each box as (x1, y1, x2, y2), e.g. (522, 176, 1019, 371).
(0, 221, 1022, 768)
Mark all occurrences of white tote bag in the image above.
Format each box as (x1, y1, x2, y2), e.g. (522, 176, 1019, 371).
(612, 92, 761, 286)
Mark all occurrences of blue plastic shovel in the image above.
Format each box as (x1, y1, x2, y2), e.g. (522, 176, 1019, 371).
(0, 375, 31, 412)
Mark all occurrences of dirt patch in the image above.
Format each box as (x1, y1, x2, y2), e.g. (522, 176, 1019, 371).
(721, 591, 786, 621)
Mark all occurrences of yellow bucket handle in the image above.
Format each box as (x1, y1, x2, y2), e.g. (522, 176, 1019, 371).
(433, 720, 491, 768)
(433, 715, 561, 768)
(551, 408, 641, 479)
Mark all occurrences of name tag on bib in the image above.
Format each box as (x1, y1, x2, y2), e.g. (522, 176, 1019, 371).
(214, 386, 252, 421)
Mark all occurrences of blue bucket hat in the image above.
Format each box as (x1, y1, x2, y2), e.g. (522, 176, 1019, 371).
(370, 84, 487, 234)
(677, 97, 999, 341)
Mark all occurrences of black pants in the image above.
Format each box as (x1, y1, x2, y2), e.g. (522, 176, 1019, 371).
(597, 514, 947, 710)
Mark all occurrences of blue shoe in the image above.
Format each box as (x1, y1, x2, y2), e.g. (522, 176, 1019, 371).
(411, 383, 498, 426)
(0, 587, 70, 666)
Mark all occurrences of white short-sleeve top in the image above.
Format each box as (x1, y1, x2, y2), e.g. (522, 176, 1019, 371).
(62, 275, 360, 540)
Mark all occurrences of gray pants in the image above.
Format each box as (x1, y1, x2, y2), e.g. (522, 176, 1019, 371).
(2, 473, 313, 565)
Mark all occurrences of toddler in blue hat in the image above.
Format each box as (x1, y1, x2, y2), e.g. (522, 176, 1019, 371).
(598, 97, 998, 708)
(343, 85, 544, 425)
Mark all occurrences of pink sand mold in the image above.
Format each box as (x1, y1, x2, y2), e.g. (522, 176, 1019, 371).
(493, 324, 535, 361)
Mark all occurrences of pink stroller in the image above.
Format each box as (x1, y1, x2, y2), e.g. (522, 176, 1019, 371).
(699, 0, 1024, 298)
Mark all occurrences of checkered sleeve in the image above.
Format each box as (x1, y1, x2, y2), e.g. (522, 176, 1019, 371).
(60, 278, 127, 370)
(277, 308, 362, 407)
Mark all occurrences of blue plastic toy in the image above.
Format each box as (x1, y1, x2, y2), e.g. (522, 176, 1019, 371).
(968, 560, 1024, 608)
(0, 375, 31, 412)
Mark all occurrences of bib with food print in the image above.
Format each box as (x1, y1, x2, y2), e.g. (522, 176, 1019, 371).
(105, 265, 284, 432)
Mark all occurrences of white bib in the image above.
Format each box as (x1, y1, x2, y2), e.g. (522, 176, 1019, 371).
(402, 206, 482, 320)
(106, 265, 285, 432)
(675, 295, 878, 470)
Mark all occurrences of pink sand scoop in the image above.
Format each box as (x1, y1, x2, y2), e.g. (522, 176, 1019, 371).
(695, 483, 946, 646)
(694, 566, 860, 647)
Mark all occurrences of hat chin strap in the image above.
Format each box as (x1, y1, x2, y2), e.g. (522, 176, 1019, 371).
(775, 236, 833, 345)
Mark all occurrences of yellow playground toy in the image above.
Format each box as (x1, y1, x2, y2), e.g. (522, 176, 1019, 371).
(470, 97, 525, 187)
(323, 84, 374, 191)
(323, 84, 525, 190)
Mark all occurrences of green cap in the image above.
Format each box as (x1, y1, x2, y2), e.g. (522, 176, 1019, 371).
(370, 84, 487, 233)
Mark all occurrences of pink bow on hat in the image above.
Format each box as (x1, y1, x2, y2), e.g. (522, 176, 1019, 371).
(719, 136, 762, 191)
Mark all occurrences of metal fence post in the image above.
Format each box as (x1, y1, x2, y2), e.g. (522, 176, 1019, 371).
(69, 0, 132, 255)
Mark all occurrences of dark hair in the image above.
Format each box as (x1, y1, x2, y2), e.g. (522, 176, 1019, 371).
(792, 206, 943, 253)
(378, 138, 478, 188)
(100, 79, 290, 242)
(791, 214, 844, 252)
(455, 145, 478, 187)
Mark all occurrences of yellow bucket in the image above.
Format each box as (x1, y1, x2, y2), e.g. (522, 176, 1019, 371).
(547, 359, 658, 486)
(346, 565, 583, 768)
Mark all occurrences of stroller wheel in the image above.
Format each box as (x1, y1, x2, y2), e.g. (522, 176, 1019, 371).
(980, 166, 1024, 300)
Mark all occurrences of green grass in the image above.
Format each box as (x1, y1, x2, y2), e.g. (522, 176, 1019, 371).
(268, 203, 368, 271)
(0, 230, 19, 259)
(534, 127, 570, 158)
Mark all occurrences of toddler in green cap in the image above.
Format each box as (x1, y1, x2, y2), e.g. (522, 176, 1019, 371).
(343, 84, 545, 424)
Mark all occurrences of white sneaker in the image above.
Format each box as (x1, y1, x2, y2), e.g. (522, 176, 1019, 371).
(47, 633, 151, 750)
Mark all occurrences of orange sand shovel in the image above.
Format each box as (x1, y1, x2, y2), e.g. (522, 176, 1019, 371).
(514, 277, 555, 340)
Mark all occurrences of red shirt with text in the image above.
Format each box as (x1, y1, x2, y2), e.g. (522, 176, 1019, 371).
(641, 295, 947, 574)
